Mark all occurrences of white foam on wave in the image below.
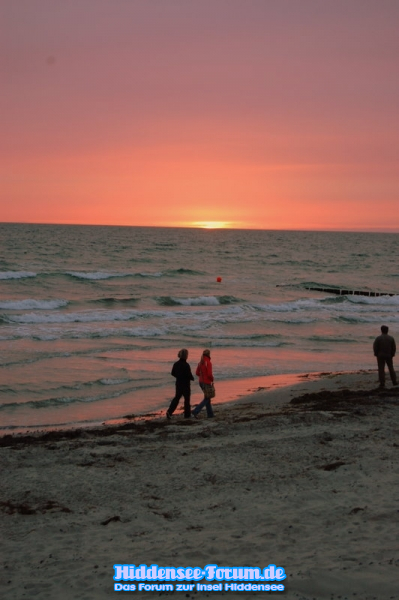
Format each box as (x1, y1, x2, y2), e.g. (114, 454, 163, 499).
(346, 294, 399, 306)
(338, 313, 399, 324)
(253, 296, 399, 315)
(0, 299, 68, 310)
(254, 298, 321, 312)
(7, 310, 139, 324)
(99, 378, 130, 385)
(269, 316, 317, 324)
(171, 296, 220, 306)
(0, 271, 37, 280)
(83, 326, 165, 339)
(67, 271, 130, 280)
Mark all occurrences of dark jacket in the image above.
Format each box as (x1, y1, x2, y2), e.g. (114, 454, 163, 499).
(373, 334, 396, 358)
(171, 359, 194, 387)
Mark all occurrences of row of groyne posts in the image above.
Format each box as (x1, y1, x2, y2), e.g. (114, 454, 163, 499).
(277, 285, 397, 297)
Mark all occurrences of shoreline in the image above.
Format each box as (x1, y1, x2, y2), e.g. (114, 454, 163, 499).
(2, 369, 399, 599)
(0, 370, 327, 439)
(0, 369, 378, 444)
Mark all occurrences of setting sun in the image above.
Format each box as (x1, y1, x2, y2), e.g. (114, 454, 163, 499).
(191, 221, 231, 229)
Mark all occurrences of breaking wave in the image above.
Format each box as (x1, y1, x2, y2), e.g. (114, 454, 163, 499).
(0, 271, 37, 280)
(3, 310, 140, 324)
(0, 299, 68, 310)
(157, 295, 240, 306)
(66, 271, 133, 280)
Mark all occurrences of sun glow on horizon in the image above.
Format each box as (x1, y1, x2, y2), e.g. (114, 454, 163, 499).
(191, 221, 232, 229)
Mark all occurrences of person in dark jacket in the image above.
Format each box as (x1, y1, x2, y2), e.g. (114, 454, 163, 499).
(373, 325, 397, 388)
(166, 349, 194, 419)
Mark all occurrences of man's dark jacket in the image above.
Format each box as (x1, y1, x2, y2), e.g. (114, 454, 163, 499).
(373, 334, 396, 358)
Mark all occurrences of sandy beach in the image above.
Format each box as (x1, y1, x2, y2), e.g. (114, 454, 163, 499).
(1, 370, 399, 600)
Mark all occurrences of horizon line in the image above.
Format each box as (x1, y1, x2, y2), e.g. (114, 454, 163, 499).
(1, 220, 399, 234)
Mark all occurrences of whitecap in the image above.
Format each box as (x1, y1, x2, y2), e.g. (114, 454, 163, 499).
(7, 310, 138, 324)
(0, 299, 68, 310)
(66, 271, 130, 280)
(253, 298, 322, 312)
(171, 296, 221, 306)
(0, 271, 37, 280)
(346, 294, 399, 306)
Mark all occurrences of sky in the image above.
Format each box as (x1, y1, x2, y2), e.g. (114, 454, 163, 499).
(1, 0, 398, 231)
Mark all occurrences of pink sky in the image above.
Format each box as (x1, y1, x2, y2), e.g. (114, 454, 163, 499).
(1, 0, 398, 230)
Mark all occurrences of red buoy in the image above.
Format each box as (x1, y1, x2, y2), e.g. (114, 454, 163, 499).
(216, 277, 222, 283)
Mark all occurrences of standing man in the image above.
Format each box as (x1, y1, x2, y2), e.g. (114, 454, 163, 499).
(373, 325, 397, 388)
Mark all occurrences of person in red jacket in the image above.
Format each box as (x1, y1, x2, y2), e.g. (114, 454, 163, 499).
(192, 349, 214, 418)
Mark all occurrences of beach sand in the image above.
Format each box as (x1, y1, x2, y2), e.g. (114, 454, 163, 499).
(1, 370, 398, 600)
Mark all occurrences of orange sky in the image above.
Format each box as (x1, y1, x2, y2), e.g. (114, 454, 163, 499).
(1, 0, 399, 231)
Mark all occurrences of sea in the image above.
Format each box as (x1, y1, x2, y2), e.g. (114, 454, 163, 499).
(1, 223, 398, 435)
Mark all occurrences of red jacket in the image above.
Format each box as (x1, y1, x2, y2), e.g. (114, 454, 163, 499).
(196, 355, 213, 384)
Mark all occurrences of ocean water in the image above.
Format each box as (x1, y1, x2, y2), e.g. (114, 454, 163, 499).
(1, 223, 398, 434)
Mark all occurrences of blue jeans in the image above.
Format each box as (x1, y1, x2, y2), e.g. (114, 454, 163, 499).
(192, 383, 214, 417)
